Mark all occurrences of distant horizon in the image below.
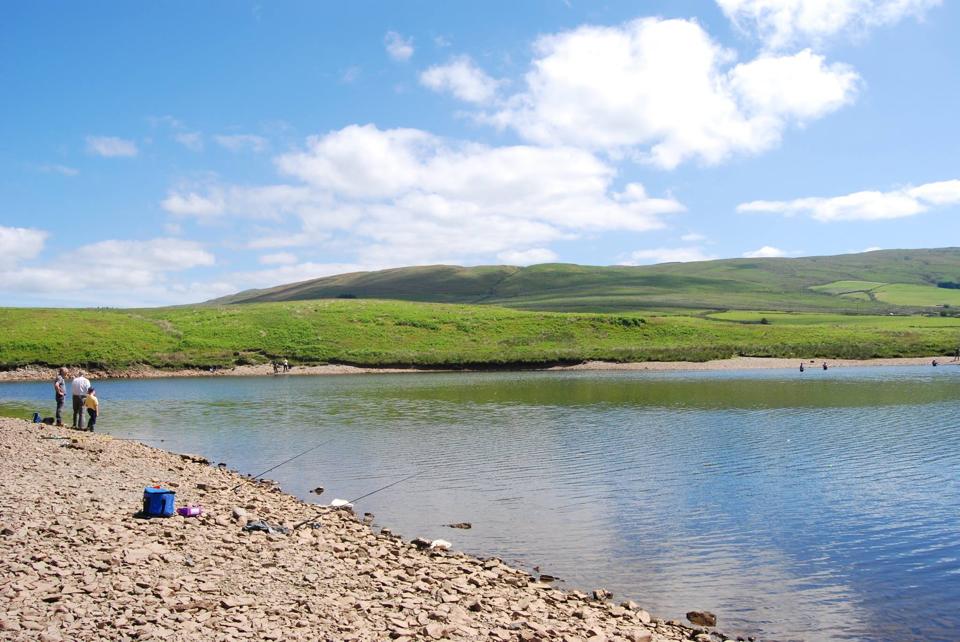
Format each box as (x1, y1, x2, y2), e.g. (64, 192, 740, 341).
(2, 245, 956, 310)
(3, 2, 958, 307)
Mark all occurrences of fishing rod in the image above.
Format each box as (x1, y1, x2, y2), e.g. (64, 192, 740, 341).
(231, 437, 336, 492)
(293, 470, 421, 530)
(349, 471, 421, 503)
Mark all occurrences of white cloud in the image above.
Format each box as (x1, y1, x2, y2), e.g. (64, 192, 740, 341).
(743, 245, 788, 258)
(259, 252, 298, 265)
(489, 18, 859, 169)
(716, 0, 942, 50)
(214, 134, 268, 153)
(497, 248, 559, 265)
(72, 238, 214, 273)
(269, 124, 683, 265)
(232, 262, 373, 290)
(0, 226, 48, 269)
(620, 247, 716, 265)
(86, 136, 138, 158)
(738, 178, 960, 221)
(385, 31, 414, 61)
(174, 131, 204, 151)
(162, 190, 226, 218)
(38, 164, 79, 176)
(681, 232, 707, 242)
(0, 237, 218, 305)
(420, 56, 502, 104)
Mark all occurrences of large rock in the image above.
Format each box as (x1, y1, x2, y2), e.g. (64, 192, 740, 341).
(686, 611, 717, 627)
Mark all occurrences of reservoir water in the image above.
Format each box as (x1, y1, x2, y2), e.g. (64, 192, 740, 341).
(2, 366, 959, 642)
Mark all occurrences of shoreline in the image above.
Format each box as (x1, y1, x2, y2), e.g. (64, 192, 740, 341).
(0, 417, 719, 641)
(0, 355, 954, 383)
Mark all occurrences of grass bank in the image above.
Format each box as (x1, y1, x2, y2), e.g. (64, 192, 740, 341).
(2, 300, 960, 372)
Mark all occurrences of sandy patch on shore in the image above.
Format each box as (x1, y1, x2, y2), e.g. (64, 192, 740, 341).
(0, 417, 714, 641)
(1, 355, 953, 383)
(551, 355, 954, 372)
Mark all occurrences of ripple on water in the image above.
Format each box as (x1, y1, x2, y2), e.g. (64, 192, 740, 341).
(1, 367, 959, 642)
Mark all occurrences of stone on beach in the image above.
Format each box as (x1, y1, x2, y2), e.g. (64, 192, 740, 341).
(686, 611, 717, 627)
(0, 416, 707, 642)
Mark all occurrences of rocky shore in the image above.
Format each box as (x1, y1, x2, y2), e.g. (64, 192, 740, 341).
(0, 418, 736, 642)
(0, 355, 952, 382)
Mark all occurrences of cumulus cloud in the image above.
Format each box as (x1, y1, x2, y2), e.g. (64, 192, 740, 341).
(214, 134, 268, 153)
(488, 18, 859, 169)
(716, 0, 942, 50)
(385, 31, 414, 61)
(0, 236, 218, 305)
(0, 226, 48, 269)
(162, 185, 325, 224)
(738, 178, 960, 221)
(743, 245, 789, 258)
(268, 124, 684, 264)
(497, 248, 559, 265)
(86, 136, 138, 157)
(620, 247, 716, 265)
(681, 232, 708, 242)
(161, 190, 226, 218)
(420, 56, 502, 103)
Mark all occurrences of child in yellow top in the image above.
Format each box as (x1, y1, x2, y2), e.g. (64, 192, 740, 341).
(84, 387, 99, 431)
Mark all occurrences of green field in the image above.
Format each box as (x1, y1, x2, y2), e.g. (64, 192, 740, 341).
(810, 279, 960, 307)
(2, 300, 959, 372)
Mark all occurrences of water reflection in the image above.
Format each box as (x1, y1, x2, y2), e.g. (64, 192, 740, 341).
(2, 367, 959, 642)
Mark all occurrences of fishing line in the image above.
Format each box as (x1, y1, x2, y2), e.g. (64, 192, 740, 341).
(292, 470, 421, 530)
(231, 437, 335, 492)
(349, 470, 421, 503)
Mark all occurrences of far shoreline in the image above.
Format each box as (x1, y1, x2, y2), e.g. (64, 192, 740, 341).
(1, 355, 955, 383)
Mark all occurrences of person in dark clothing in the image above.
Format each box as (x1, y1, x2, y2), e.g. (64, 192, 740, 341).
(53, 367, 67, 426)
(799, 362, 805, 372)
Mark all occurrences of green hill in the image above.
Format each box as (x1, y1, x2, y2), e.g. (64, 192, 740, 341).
(3, 300, 960, 372)
(212, 248, 960, 313)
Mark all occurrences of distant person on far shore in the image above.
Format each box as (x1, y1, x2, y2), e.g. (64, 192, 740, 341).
(71, 370, 91, 429)
(799, 362, 805, 372)
(822, 362, 828, 371)
(84, 387, 99, 431)
(932, 359, 938, 367)
(53, 367, 67, 426)
(283, 358, 289, 372)
(954, 347, 959, 361)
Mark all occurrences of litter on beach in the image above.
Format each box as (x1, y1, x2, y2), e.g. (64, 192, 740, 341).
(177, 505, 203, 517)
(330, 498, 354, 508)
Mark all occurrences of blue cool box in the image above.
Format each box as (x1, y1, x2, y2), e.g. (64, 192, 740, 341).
(142, 487, 176, 517)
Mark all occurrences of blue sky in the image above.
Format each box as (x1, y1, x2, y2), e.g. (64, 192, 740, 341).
(1, 1, 958, 306)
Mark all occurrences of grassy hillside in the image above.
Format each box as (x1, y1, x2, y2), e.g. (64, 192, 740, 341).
(2, 300, 959, 372)
(211, 248, 960, 313)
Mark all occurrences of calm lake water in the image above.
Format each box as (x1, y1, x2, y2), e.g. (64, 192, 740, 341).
(3, 367, 959, 642)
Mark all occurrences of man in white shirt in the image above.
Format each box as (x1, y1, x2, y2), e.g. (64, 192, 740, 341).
(71, 370, 91, 429)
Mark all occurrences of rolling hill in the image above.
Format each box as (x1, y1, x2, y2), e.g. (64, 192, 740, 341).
(212, 248, 960, 313)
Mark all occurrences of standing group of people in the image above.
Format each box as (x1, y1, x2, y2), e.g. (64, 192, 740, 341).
(54, 367, 99, 430)
(271, 358, 290, 374)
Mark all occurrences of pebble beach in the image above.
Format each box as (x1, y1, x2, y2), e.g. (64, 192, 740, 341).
(0, 417, 732, 642)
